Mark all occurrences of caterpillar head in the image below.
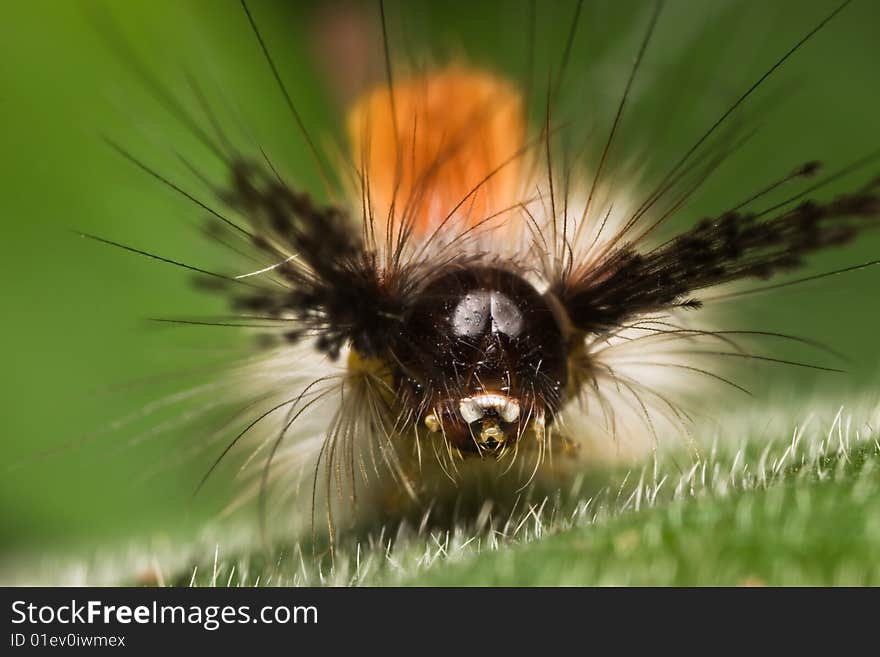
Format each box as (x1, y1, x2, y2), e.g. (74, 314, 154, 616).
(395, 266, 567, 455)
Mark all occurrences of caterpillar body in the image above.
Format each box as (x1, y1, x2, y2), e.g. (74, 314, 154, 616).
(79, 0, 880, 540)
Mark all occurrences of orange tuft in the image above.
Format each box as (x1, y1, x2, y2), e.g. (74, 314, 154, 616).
(347, 68, 526, 243)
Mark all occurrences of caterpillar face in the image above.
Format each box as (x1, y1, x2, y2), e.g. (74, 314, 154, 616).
(394, 266, 567, 454)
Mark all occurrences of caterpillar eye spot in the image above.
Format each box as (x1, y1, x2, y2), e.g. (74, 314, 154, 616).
(423, 413, 441, 433)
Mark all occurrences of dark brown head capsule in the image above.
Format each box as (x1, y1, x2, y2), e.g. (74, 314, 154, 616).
(395, 266, 567, 454)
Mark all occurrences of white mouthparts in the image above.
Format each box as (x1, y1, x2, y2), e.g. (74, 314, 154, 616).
(458, 394, 521, 424)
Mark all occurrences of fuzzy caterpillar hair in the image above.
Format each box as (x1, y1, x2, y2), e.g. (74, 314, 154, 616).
(85, 0, 879, 536)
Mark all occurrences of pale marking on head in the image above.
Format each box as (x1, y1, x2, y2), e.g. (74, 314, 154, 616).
(458, 393, 521, 424)
(451, 290, 524, 338)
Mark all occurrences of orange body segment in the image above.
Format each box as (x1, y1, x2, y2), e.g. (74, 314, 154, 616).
(347, 68, 526, 242)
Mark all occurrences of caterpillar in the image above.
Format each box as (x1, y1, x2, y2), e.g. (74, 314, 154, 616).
(57, 0, 880, 546)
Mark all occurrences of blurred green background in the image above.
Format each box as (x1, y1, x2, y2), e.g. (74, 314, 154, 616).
(0, 0, 878, 569)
